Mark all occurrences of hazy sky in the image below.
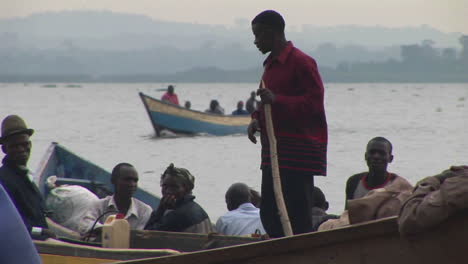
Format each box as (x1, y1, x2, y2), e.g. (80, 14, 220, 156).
(3, 0, 468, 33)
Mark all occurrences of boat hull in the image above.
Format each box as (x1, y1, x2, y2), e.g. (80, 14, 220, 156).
(139, 92, 250, 136)
(35, 142, 160, 210)
(112, 213, 468, 264)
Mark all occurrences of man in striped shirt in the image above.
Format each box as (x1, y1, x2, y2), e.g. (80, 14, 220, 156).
(248, 10, 328, 237)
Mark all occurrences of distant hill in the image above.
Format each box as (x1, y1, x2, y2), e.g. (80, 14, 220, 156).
(0, 11, 466, 82)
(0, 10, 463, 50)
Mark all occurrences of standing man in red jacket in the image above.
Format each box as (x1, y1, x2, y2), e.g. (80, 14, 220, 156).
(248, 10, 328, 237)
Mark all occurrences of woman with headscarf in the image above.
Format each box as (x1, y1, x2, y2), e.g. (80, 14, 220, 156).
(144, 164, 214, 233)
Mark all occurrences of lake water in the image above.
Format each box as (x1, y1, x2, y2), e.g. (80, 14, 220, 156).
(1, 82, 467, 219)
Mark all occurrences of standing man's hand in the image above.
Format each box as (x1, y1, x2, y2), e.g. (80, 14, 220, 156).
(257, 88, 276, 104)
(248, 119, 260, 144)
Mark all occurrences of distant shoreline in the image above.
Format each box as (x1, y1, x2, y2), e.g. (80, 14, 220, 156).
(1, 74, 467, 83)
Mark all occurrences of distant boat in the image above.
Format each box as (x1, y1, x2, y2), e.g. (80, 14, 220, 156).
(65, 84, 82, 88)
(34, 142, 160, 210)
(139, 92, 250, 136)
(41, 84, 57, 88)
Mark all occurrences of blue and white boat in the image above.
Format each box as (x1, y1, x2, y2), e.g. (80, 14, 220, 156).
(139, 92, 250, 136)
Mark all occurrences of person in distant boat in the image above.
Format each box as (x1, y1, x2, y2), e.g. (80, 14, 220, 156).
(398, 165, 468, 236)
(246, 91, 260, 114)
(205, 100, 225, 115)
(345, 137, 410, 207)
(310, 187, 338, 231)
(161, 85, 180, 105)
(184, 101, 191, 109)
(145, 163, 214, 233)
(231, 101, 249, 115)
(79, 163, 152, 234)
(0, 115, 56, 239)
(248, 10, 328, 237)
(216, 183, 266, 236)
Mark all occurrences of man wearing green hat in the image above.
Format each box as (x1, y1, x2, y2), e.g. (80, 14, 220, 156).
(0, 115, 55, 238)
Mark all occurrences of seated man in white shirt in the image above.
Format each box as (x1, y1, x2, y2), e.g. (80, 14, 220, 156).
(79, 163, 152, 235)
(216, 183, 265, 236)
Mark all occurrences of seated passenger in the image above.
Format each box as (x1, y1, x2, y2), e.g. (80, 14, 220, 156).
(311, 187, 338, 231)
(231, 101, 249, 115)
(0, 115, 55, 239)
(345, 137, 408, 206)
(398, 165, 468, 236)
(318, 137, 413, 231)
(246, 91, 259, 114)
(216, 183, 265, 236)
(79, 163, 152, 234)
(205, 100, 224, 115)
(145, 164, 214, 233)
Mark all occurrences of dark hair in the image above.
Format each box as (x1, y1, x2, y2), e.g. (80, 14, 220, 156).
(251, 10, 285, 32)
(368, 137, 393, 154)
(312, 187, 327, 209)
(210, 100, 219, 110)
(111, 163, 134, 184)
(226, 183, 251, 210)
(161, 163, 195, 192)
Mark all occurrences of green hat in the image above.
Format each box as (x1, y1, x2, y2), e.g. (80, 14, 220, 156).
(0, 115, 34, 144)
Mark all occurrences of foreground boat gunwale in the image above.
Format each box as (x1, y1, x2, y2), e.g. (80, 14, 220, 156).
(113, 216, 399, 264)
(112, 212, 468, 264)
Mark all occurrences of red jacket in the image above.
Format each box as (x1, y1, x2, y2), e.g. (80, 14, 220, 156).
(161, 93, 179, 105)
(253, 42, 327, 176)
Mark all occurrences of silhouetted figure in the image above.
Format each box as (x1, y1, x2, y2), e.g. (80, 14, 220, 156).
(232, 101, 249, 115)
(184, 101, 191, 109)
(205, 100, 224, 115)
(310, 187, 338, 231)
(246, 91, 259, 114)
(161, 85, 179, 105)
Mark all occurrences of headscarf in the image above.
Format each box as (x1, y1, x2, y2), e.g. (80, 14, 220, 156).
(161, 163, 195, 192)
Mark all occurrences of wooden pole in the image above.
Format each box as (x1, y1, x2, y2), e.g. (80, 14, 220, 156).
(261, 79, 293, 237)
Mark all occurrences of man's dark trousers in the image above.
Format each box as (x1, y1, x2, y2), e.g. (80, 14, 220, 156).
(260, 167, 314, 237)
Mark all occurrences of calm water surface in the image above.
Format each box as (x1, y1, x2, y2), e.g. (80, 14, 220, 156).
(1, 82, 467, 219)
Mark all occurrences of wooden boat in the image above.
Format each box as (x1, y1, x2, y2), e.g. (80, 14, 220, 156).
(34, 142, 160, 210)
(112, 213, 468, 264)
(139, 92, 250, 136)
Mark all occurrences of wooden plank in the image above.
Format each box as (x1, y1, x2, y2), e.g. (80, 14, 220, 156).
(130, 230, 261, 251)
(41, 254, 114, 264)
(35, 240, 179, 261)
